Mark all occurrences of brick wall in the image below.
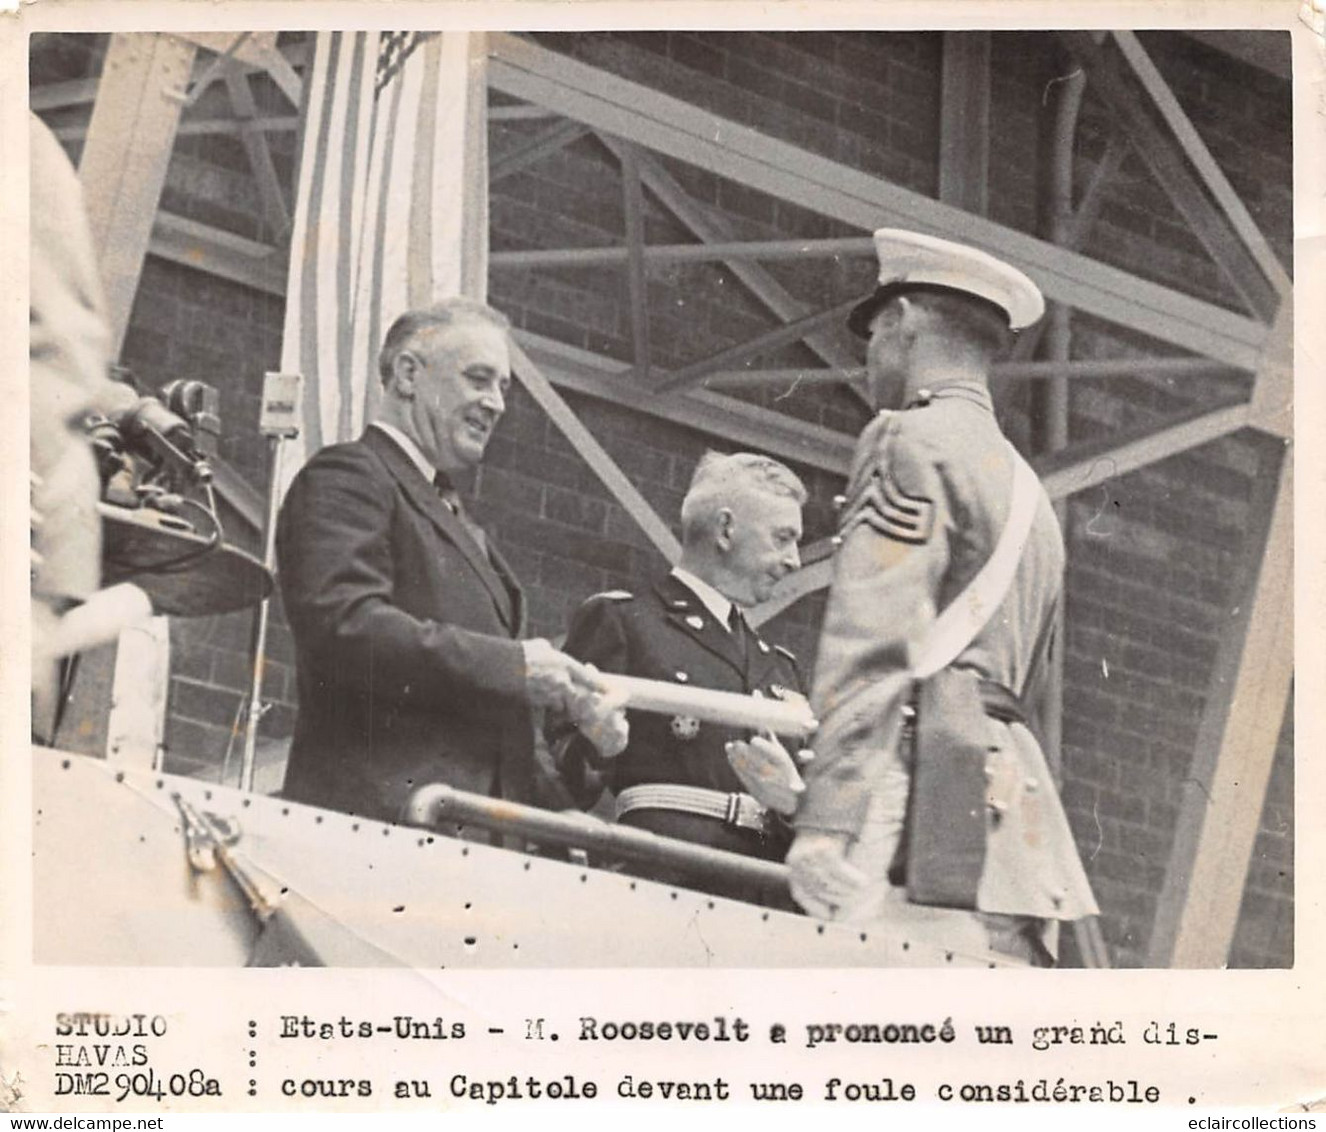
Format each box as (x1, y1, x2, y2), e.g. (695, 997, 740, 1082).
(36, 29, 1293, 967)
(492, 30, 1295, 968)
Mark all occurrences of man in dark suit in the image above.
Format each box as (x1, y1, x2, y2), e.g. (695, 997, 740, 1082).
(276, 298, 621, 823)
(787, 230, 1097, 963)
(554, 452, 810, 897)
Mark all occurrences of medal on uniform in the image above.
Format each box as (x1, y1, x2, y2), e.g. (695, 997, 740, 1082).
(670, 715, 700, 740)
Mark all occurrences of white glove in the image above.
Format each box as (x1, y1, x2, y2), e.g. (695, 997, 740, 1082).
(725, 732, 808, 815)
(567, 669, 630, 759)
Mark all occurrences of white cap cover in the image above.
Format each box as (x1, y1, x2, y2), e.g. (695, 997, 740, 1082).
(847, 228, 1045, 336)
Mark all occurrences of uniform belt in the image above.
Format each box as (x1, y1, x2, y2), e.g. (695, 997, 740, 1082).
(616, 784, 771, 834)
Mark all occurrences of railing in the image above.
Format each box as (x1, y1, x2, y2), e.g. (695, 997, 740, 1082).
(404, 783, 792, 907)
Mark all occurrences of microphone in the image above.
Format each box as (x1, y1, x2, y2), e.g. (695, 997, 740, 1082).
(98, 382, 213, 485)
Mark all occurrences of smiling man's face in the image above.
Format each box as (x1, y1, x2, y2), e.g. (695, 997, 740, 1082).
(402, 319, 511, 473)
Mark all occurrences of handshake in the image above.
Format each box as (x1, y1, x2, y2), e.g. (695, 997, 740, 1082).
(521, 639, 630, 759)
(521, 639, 811, 815)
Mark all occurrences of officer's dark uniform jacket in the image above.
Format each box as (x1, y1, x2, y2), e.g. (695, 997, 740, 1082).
(555, 573, 805, 865)
(800, 381, 1098, 923)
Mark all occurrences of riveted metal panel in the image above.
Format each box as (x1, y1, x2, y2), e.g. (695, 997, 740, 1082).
(33, 749, 1004, 968)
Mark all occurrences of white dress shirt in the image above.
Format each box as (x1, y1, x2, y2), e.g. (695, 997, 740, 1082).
(370, 420, 436, 483)
(670, 567, 739, 632)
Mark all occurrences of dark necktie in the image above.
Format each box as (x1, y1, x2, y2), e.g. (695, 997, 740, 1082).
(434, 471, 486, 553)
(728, 605, 751, 668)
(432, 470, 460, 511)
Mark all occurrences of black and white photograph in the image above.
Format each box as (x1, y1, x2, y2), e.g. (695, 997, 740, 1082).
(5, 1, 1322, 1117)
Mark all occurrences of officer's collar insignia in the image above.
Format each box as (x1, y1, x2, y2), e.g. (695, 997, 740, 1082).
(757, 638, 770, 653)
(685, 614, 705, 630)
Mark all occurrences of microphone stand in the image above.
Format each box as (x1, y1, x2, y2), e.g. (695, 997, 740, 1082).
(239, 373, 302, 793)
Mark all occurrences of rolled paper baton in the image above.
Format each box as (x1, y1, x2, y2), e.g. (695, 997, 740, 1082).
(599, 673, 817, 738)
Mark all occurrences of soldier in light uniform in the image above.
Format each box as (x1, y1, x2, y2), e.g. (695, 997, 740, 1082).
(553, 452, 810, 901)
(788, 230, 1097, 964)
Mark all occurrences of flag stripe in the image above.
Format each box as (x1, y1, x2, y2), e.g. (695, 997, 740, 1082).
(298, 31, 344, 458)
(408, 36, 442, 309)
(277, 31, 486, 501)
(358, 54, 405, 430)
(458, 35, 490, 297)
(432, 34, 464, 301)
(334, 32, 370, 443)
(280, 30, 332, 476)
(312, 31, 355, 458)
(379, 45, 425, 337)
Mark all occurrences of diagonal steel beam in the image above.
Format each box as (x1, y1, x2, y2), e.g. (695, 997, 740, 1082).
(1065, 131, 1130, 248)
(1056, 31, 1281, 322)
(517, 331, 855, 476)
(1247, 294, 1293, 438)
(490, 235, 874, 269)
(489, 118, 588, 183)
(488, 102, 560, 121)
(488, 33, 1267, 370)
(150, 211, 287, 296)
(700, 356, 1242, 390)
(509, 341, 681, 564)
(173, 31, 303, 106)
(224, 64, 292, 239)
(651, 298, 862, 393)
(1035, 396, 1250, 500)
(1145, 437, 1292, 967)
(1112, 30, 1291, 297)
(601, 138, 864, 374)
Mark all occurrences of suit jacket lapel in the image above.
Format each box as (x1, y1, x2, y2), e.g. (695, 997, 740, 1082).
(364, 430, 517, 632)
(487, 541, 526, 636)
(655, 575, 747, 677)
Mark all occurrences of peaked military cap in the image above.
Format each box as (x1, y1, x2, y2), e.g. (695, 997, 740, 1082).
(847, 228, 1046, 338)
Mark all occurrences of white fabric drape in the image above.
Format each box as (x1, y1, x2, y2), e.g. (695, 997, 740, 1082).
(277, 31, 489, 494)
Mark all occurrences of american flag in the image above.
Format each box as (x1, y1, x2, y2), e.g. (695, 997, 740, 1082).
(278, 31, 489, 488)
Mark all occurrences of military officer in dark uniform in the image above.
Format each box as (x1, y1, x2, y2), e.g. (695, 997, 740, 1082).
(788, 230, 1097, 963)
(554, 452, 810, 897)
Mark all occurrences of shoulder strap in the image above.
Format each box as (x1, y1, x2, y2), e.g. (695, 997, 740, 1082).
(910, 448, 1040, 680)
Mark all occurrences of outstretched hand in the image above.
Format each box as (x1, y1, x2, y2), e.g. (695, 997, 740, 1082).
(786, 830, 867, 920)
(521, 638, 608, 712)
(567, 669, 630, 759)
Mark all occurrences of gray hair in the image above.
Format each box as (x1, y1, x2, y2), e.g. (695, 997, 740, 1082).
(378, 297, 511, 384)
(679, 451, 807, 543)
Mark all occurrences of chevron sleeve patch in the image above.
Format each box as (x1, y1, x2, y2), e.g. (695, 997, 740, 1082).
(845, 469, 936, 545)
